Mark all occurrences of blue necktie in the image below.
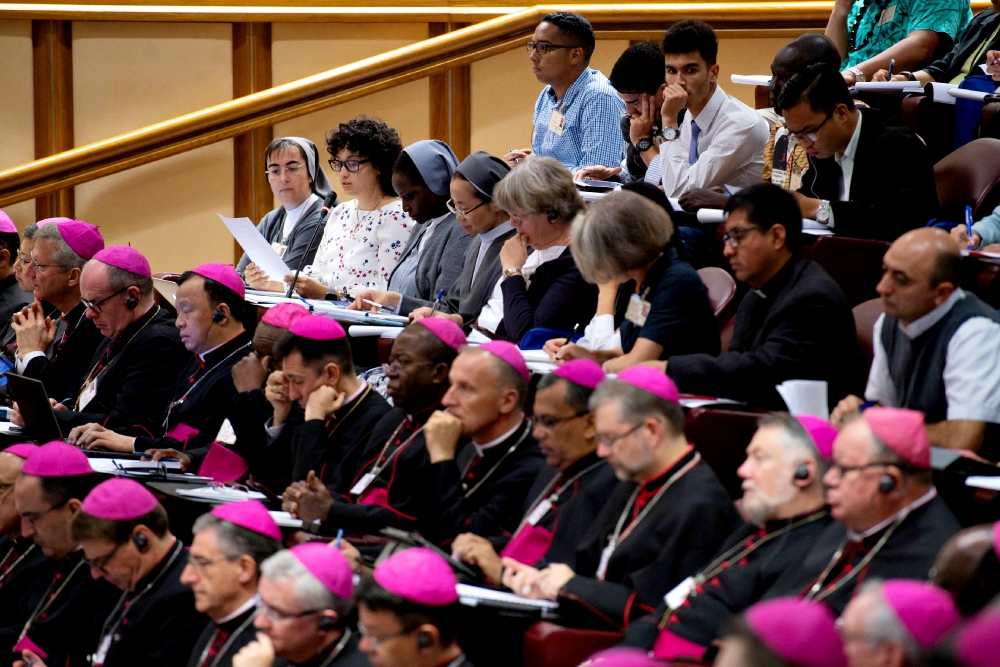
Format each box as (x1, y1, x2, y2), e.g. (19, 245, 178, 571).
(688, 120, 701, 165)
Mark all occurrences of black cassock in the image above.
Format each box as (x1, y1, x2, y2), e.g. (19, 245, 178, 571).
(0, 549, 119, 667)
(98, 539, 209, 667)
(185, 603, 260, 667)
(762, 493, 961, 614)
(416, 419, 545, 545)
(0, 537, 46, 617)
(289, 628, 370, 667)
(621, 508, 833, 651)
(559, 450, 740, 630)
(55, 305, 190, 432)
(488, 452, 619, 570)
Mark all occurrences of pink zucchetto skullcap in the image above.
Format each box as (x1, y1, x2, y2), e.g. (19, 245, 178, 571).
(373, 547, 458, 606)
(191, 262, 245, 300)
(956, 611, 1000, 667)
(21, 441, 93, 477)
(261, 302, 309, 330)
(553, 359, 605, 390)
(580, 648, 666, 667)
(81, 478, 158, 521)
(48, 219, 105, 260)
(210, 500, 282, 542)
(93, 246, 151, 278)
(880, 580, 960, 649)
(289, 543, 353, 600)
(615, 366, 680, 403)
(796, 415, 837, 461)
(0, 212, 16, 234)
(863, 407, 931, 469)
(3, 444, 39, 460)
(290, 314, 346, 341)
(416, 318, 467, 352)
(745, 598, 846, 667)
(479, 341, 530, 383)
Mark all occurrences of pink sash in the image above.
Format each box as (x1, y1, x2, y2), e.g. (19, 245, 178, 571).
(652, 628, 707, 660)
(499, 524, 553, 566)
(14, 636, 49, 660)
(165, 422, 199, 441)
(358, 487, 389, 508)
(199, 442, 248, 482)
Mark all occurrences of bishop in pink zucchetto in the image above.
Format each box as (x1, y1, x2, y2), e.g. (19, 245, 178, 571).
(93, 246, 152, 278)
(261, 302, 309, 329)
(3, 443, 38, 460)
(191, 262, 245, 300)
(614, 365, 680, 403)
(880, 580, 961, 648)
(479, 340, 530, 383)
(21, 441, 94, 477)
(372, 547, 458, 606)
(955, 610, 1000, 667)
(288, 542, 354, 600)
(44, 219, 105, 260)
(863, 406, 931, 469)
(553, 358, 605, 390)
(80, 477, 159, 520)
(209, 499, 282, 542)
(743, 598, 846, 667)
(796, 414, 837, 461)
(0, 211, 16, 234)
(290, 314, 346, 341)
(417, 318, 467, 352)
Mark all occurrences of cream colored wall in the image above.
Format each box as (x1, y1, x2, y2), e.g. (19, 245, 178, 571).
(0, 20, 37, 231)
(719, 35, 791, 108)
(272, 22, 430, 206)
(72, 22, 234, 273)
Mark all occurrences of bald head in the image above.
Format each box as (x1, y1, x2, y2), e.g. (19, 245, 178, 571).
(932, 525, 1000, 617)
(877, 227, 962, 324)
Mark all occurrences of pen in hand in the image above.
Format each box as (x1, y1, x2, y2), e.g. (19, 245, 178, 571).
(334, 528, 344, 548)
(966, 205, 975, 251)
(430, 289, 445, 315)
(886, 58, 895, 80)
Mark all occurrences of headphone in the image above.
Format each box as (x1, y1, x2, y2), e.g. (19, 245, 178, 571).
(132, 533, 149, 552)
(318, 617, 336, 632)
(793, 463, 810, 481)
(546, 210, 559, 222)
(211, 310, 226, 324)
(125, 295, 138, 310)
(416, 632, 433, 649)
(878, 474, 896, 493)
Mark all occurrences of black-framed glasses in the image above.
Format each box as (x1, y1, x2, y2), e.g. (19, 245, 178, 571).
(722, 226, 762, 249)
(596, 422, 643, 448)
(827, 461, 894, 479)
(526, 41, 576, 56)
(260, 601, 325, 623)
(20, 499, 68, 527)
(265, 164, 306, 178)
(534, 411, 588, 430)
(446, 199, 488, 216)
(786, 112, 833, 142)
(84, 540, 126, 575)
(80, 287, 128, 314)
(328, 158, 371, 173)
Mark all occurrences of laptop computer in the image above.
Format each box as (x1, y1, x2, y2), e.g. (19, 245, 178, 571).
(5, 373, 63, 443)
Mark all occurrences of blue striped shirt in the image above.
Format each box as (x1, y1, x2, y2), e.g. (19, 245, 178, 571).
(531, 68, 626, 172)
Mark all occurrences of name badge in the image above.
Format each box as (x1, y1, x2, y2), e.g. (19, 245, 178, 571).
(596, 543, 613, 581)
(625, 294, 651, 326)
(91, 634, 113, 667)
(771, 168, 788, 188)
(215, 418, 237, 445)
(878, 5, 896, 25)
(548, 110, 566, 136)
(271, 241, 288, 258)
(350, 472, 377, 496)
(525, 499, 553, 527)
(664, 576, 696, 610)
(79, 379, 98, 411)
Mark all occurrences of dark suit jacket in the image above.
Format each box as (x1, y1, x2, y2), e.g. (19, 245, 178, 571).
(797, 108, 939, 241)
(668, 254, 857, 410)
(0, 275, 31, 337)
(394, 213, 473, 315)
(495, 246, 598, 343)
(925, 9, 1000, 83)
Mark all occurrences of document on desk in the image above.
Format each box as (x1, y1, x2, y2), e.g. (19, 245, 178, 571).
(853, 81, 924, 96)
(455, 583, 559, 611)
(178, 486, 267, 502)
(90, 459, 182, 474)
(730, 74, 772, 86)
(153, 278, 178, 305)
(776, 380, 829, 419)
(219, 214, 291, 280)
(269, 511, 304, 528)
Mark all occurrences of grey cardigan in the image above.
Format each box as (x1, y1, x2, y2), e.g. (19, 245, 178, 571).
(395, 212, 474, 316)
(236, 198, 327, 276)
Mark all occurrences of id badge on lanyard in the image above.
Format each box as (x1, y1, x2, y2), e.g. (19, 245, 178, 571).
(79, 378, 98, 411)
(91, 633, 113, 667)
(625, 293, 652, 326)
(271, 241, 288, 258)
(548, 109, 566, 136)
(350, 473, 377, 497)
(524, 498, 553, 527)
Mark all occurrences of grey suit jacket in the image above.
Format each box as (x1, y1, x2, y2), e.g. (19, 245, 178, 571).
(395, 213, 474, 316)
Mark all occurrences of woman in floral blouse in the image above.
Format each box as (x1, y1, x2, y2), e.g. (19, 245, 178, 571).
(283, 115, 413, 300)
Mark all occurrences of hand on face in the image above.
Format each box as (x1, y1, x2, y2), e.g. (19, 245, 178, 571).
(660, 84, 689, 125)
(423, 410, 464, 463)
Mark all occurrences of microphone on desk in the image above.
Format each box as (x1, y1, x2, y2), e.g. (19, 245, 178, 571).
(285, 206, 330, 299)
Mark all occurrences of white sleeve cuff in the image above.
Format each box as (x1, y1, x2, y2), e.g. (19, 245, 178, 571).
(15, 350, 46, 374)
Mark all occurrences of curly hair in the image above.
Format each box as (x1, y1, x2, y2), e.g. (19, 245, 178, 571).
(326, 115, 403, 195)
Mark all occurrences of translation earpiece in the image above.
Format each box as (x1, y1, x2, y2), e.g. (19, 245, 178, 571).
(416, 632, 433, 649)
(546, 210, 559, 222)
(132, 533, 149, 552)
(878, 475, 896, 493)
(125, 296, 138, 310)
(318, 617, 335, 631)
(211, 310, 225, 324)
(793, 463, 810, 481)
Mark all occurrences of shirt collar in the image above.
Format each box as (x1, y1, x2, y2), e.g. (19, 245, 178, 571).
(216, 594, 260, 625)
(284, 192, 320, 215)
(846, 487, 937, 541)
(473, 419, 525, 456)
(479, 221, 513, 244)
(692, 84, 727, 129)
(897, 289, 965, 339)
(198, 331, 250, 362)
(545, 68, 593, 105)
(837, 112, 863, 165)
(341, 380, 368, 407)
(752, 253, 802, 300)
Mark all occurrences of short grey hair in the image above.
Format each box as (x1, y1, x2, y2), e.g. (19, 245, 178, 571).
(756, 413, 828, 476)
(34, 222, 88, 270)
(857, 580, 922, 663)
(571, 191, 674, 284)
(492, 157, 584, 224)
(91, 260, 154, 299)
(844, 413, 933, 485)
(192, 514, 282, 567)
(260, 550, 354, 621)
(22, 223, 39, 240)
(589, 379, 685, 438)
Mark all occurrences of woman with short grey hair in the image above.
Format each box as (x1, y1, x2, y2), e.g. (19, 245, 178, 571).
(468, 157, 597, 343)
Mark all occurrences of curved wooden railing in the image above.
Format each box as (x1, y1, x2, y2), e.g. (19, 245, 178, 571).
(1, 0, 979, 207)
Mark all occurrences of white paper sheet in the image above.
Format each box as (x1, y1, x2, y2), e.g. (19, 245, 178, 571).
(853, 81, 924, 96)
(90, 459, 182, 474)
(219, 214, 291, 281)
(731, 74, 771, 86)
(268, 511, 303, 528)
(347, 326, 404, 338)
(776, 380, 829, 419)
(177, 486, 267, 502)
(455, 583, 559, 610)
(966, 476, 1000, 491)
(696, 209, 726, 224)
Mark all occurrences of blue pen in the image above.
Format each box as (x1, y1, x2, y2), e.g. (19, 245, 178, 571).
(333, 528, 343, 548)
(430, 288, 445, 315)
(966, 205, 974, 251)
(859, 400, 878, 411)
(886, 58, 895, 80)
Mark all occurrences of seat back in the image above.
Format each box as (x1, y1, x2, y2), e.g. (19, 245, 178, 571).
(852, 298, 883, 394)
(754, 85, 771, 110)
(685, 407, 761, 499)
(801, 236, 889, 307)
(696, 267, 737, 319)
(934, 137, 1000, 220)
(524, 622, 622, 667)
(900, 93, 956, 164)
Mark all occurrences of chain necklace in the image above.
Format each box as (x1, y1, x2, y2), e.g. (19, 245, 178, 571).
(162, 341, 254, 428)
(194, 607, 260, 667)
(461, 420, 533, 499)
(0, 541, 35, 587)
(17, 557, 88, 644)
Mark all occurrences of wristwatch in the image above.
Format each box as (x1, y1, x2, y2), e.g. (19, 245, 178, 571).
(816, 200, 832, 225)
(900, 71, 916, 82)
(503, 267, 523, 279)
(635, 137, 653, 152)
(847, 67, 866, 83)
(660, 126, 680, 142)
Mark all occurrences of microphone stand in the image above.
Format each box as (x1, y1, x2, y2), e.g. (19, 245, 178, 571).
(285, 206, 330, 299)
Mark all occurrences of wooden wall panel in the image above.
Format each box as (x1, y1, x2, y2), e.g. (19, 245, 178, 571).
(428, 21, 471, 159)
(32, 19, 74, 219)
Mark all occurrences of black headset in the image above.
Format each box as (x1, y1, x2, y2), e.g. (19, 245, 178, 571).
(546, 210, 559, 222)
(318, 617, 335, 631)
(211, 310, 226, 323)
(878, 474, 896, 493)
(125, 294, 138, 310)
(793, 463, 810, 481)
(132, 533, 149, 552)
(416, 632, 433, 649)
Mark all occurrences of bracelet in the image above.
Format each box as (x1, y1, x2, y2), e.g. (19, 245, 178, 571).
(503, 267, 523, 279)
(901, 71, 916, 82)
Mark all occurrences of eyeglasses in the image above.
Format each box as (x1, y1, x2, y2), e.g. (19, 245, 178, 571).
(28, 254, 71, 272)
(827, 461, 894, 479)
(721, 226, 762, 249)
(20, 499, 68, 527)
(446, 199, 488, 216)
(84, 541, 126, 575)
(265, 164, 306, 178)
(596, 422, 643, 448)
(81, 287, 128, 314)
(786, 113, 833, 142)
(15, 253, 31, 266)
(260, 601, 324, 623)
(534, 411, 588, 430)
(186, 555, 235, 571)
(526, 41, 577, 56)
(358, 621, 415, 649)
(328, 159, 371, 173)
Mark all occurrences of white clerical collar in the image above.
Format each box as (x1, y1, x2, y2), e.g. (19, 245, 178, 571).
(846, 487, 937, 541)
(284, 192, 320, 216)
(216, 594, 260, 625)
(472, 419, 524, 456)
(198, 341, 226, 362)
(479, 221, 512, 245)
(898, 289, 965, 339)
(342, 380, 368, 407)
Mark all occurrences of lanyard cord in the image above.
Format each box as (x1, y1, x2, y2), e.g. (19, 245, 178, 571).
(325, 385, 372, 441)
(100, 540, 184, 642)
(316, 628, 353, 667)
(163, 341, 254, 428)
(0, 542, 35, 587)
(353, 419, 424, 491)
(461, 420, 532, 499)
(17, 558, 87, 643)
(195, 608, 261, 667)
(511, 460, 606, 535)
(77, 306, 161, 409)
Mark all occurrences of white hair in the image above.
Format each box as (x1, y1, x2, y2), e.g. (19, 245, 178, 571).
(858, 580, 922, 663)
(260, 550, 339, 612)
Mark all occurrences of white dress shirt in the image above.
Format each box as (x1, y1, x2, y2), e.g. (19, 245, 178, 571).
(865, 289, 1000, 422)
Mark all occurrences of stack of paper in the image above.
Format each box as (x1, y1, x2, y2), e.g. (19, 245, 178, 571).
(455, 583, 559, 611)
(90, 459, 182, 474)
(268, 511, 304, 528)
(177, 486, 267, 502)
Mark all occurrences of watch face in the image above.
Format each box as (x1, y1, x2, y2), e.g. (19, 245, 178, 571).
(662, 127, 679, 141)
(636, 138, 652, 152)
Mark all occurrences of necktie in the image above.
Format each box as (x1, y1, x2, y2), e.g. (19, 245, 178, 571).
(688, 120, 701, 165)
